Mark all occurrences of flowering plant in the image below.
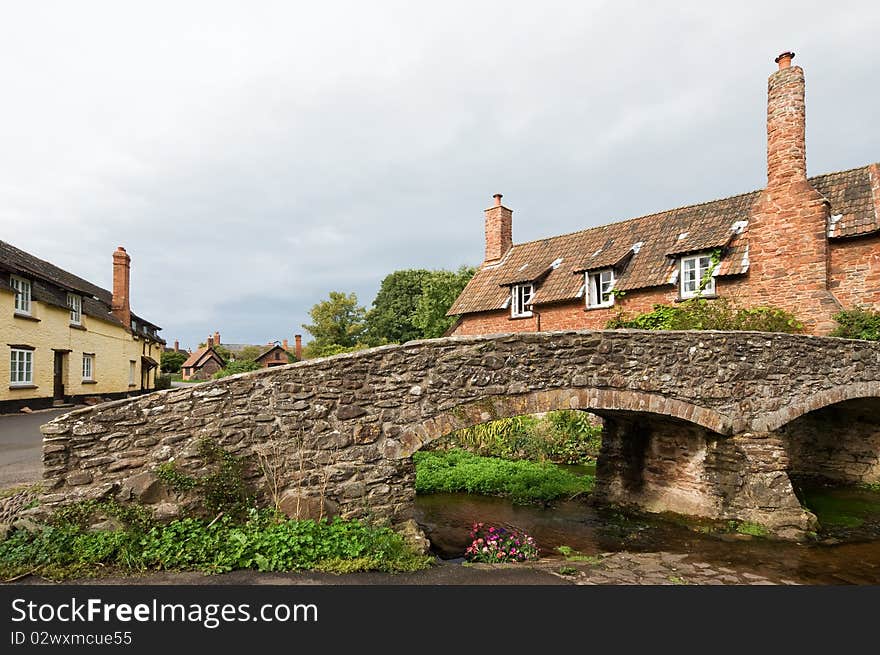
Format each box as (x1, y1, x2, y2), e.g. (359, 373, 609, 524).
(464, 522, 539, 563)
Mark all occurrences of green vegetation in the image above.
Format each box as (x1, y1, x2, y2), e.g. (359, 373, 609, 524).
(413, 449, 594, 503)
(154, 373, 172, 390)
(439, 411, 602, 465)
(731, 521, 770, 537)
(0, 504, 431, 581)
(556, 545, 602, 564)
(300, 267, 476, 357)
(605, 297, 803, 333)
(160, 350, 187, 374)
(212, 359, 263, 379)
(557, 566, 578, 576)
(831, 307, 880, 341)
(800, 486, 880, 529)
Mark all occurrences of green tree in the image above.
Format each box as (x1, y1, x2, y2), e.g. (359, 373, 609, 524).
(364, 269, 431, 345)
(235, 345, 266, 362)
(302, 291, 366, 352)
(213, 360, 262, 379)
(413, 266, 476, 338)
(160, 350, 187, 374)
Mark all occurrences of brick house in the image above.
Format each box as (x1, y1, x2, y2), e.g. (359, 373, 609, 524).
(0, 241, 164, 412)
(180, 334, 225, 381)
(447, 53, 880, 336)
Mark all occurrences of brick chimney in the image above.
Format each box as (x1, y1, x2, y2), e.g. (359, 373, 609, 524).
(214, 331, 220, 345)
(111, 246, 131, 328)
(282, 338, 289, 350)
(483, 193, 512, 263)
(766, 51, 807, 186)
(207, 335, 214, 348)
(174, 340, 179, 351)
(294, 334, 302, 360)
(749, 52, 837, 334)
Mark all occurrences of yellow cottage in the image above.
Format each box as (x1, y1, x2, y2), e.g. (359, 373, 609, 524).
(0, 240, 164, 413)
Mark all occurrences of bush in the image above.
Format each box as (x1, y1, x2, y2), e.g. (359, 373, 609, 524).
(413, 449, 594, 502)
(154, 374, 172, 390)
(831, 308, 880, 341)
(440, 411, 601, 464)
(213, 360, 262, 379)
(606, 297, 803, 333)
(160, 350, 188, 374)
(464, 523, 539, 563)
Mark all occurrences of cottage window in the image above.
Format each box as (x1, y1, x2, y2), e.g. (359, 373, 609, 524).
(11, 276, 31, 314)
(10, 349, 33, 386)
(131, 320, 138, 333)
(680, 254, 716, 299)
(68, 293, 82, 325)
(586, 269, 615, 308)
(511, 284, 533, 318)
(129, 361, 136, 386)
(82, 354, 94, 381)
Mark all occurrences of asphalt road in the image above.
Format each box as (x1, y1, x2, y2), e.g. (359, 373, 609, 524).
(0, 408, 70, 489)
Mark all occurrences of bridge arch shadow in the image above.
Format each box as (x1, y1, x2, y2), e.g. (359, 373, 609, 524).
(387, 387, 733, 460)
(756, 381, 880, 433)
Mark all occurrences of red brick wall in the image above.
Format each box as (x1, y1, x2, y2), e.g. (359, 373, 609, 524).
(830, 234, 880, 310)
(484, 196, 512, 263)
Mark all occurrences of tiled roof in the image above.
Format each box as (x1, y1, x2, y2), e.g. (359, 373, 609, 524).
(0, 239, 164, 338)
(448, 165, 879, 316)
(182, 347, 223, 369)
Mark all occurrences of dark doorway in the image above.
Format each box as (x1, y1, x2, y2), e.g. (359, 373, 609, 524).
(53, 351, 65, 400)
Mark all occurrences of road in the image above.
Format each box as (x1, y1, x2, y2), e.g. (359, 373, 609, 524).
(0, 408, 70, 489)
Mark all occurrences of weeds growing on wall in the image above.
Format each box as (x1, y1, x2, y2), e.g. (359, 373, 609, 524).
(831, 307, 880, 341)
(413, 449, 594, 502)
(0, 503, 432, 581)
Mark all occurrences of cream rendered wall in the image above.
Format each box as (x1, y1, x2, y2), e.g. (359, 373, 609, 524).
(0, 288, 158, 403)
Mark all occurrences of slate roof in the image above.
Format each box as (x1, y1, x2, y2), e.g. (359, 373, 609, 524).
(448, 165, 879, 316)
(0, 239, 164, 340)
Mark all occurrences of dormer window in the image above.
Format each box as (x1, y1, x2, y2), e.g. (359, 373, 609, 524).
(11, 276, 31, 314)
(680, 253, 716, 299)
(511, 284, 533, 318)
(67, 293, 82, 325)
(586, 269, 615, 308)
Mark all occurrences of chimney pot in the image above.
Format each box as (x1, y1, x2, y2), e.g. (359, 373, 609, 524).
(207, 336, 214, 348)
(493, 193, 503, 207)
(775, 51, 795, 69)
(214, 330, 220, 345)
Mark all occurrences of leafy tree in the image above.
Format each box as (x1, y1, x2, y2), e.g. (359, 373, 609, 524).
(413, 266, 476, 338)
(363, 269, 431, 345)
(302, 292, 366, 351)
(235, 345, 266, 362)
(160, 350, 187, 374)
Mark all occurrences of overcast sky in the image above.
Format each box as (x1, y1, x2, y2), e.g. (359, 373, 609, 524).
(1, 1, 877, 350)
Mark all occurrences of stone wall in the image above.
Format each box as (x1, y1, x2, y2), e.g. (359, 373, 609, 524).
(779, 398, 880, 484)
(39, 330, 880, 535)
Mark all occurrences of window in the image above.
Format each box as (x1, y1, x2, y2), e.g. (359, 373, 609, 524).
(586, 269, 615, 308)
(511, 284, 534, 318)
(82, 354, 94, 381)
(10, 349, 33, 386)
(67, 293, 82, 325)
(129, 361, 136, 386)
(680, 254, 716, 299)
(11, 276, 31, 314)
(131, 320, 138, 333)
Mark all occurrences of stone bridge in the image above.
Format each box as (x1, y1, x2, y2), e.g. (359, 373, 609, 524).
(40, 331, 880, 540)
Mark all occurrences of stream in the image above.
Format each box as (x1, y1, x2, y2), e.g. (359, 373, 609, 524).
(414, 478, 880, 585)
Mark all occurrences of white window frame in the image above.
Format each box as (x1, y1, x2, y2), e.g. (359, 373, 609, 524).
(680, 253, 717, 299)
(82, 353, 94, 381)
(11, 276, 31, 315)
(510, 283, 534, 318)
(129, 360, 136, 386)
(10, 348, 33, 386)
(586, 269, 615, 308)
(68, 293, 82, 325)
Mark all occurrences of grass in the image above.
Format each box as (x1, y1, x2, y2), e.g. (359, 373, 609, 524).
(555, 545, 602, 564)
(800, 487, 880, 529)
(413, 449, 594, 503)
(732, 521, 770, 537)
(0, 505, 432, 581)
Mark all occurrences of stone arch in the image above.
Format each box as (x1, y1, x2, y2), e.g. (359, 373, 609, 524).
(384, 387, 732, 460)
(754, 381, 880, 432)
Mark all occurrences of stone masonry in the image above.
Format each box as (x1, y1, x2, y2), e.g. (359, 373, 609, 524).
(39, 331, 880, 539)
